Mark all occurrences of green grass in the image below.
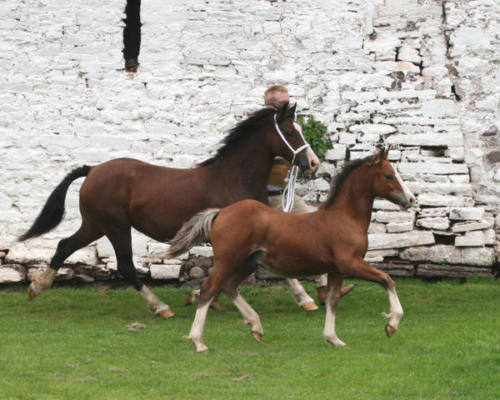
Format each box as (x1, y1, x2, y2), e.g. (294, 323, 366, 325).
(0, 279, 498, 400)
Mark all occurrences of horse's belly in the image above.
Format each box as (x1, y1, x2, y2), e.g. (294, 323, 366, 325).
(253, 248, 326, 278)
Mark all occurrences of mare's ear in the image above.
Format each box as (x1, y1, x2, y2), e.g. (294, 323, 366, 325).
(286, 103, 297, 119)
(276, 101, 290, 123)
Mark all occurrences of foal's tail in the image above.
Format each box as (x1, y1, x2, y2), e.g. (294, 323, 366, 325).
(167, 208, 220, 258)
(19, 166, 92, 241)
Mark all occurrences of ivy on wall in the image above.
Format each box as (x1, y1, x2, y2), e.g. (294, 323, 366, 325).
(297, 115, 333, 161)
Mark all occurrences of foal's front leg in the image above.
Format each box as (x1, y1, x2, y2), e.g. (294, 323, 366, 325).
(323, 273, 346, 346)
(342, 258, 403, 337)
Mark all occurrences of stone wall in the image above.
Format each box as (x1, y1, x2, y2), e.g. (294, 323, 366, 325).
(0, 0, 498, 285)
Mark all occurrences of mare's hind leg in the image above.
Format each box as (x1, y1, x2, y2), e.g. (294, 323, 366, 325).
(323, 272, 345, 346)
(341, 258, 403, 337)
(28, 220, 103, 300)
(106, 228, 174, 318)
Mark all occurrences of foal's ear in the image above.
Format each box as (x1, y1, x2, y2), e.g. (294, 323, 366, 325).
(373, 146, 386, 164)
(276, 101, 290, 122)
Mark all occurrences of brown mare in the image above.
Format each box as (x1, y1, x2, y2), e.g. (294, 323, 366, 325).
(168, 147, 417, 352)
(19, 103, 320, 317)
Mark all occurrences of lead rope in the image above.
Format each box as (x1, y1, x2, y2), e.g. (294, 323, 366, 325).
(282, 164, 299, 212)
(273, 113, 309, 213)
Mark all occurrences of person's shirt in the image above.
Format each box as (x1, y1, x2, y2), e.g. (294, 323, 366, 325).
(267, 158, 290, 192)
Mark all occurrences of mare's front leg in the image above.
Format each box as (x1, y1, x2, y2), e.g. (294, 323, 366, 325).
(323, 272, 346, 346)
(107, 228, 174, 318)
(340, 257, 403, 337)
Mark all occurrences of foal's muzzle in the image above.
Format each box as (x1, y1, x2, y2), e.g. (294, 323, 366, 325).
(392, 192, 413, 210)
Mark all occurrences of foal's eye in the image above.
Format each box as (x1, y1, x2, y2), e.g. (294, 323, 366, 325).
(385, 174, 394, 181)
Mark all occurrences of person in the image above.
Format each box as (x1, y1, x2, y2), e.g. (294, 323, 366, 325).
(264, 86, 354, 306)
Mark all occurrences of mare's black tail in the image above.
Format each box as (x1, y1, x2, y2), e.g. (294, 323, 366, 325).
(19, 166, 92, 241)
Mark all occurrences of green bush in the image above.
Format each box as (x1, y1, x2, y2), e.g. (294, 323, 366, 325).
(297, 115, 332, 161)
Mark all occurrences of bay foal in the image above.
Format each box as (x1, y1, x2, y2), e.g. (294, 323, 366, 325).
(168, 147, 416, 352)
(19, 103, 319, 317)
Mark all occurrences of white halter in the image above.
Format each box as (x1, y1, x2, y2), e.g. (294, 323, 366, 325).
(273, 114, 309, 212)
(273, 114, 310, 165)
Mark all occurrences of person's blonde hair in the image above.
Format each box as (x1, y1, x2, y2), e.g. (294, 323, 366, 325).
(264, 85, 289, 108)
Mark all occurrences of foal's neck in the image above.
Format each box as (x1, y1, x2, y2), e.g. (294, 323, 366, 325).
(331, 166, 375, 232)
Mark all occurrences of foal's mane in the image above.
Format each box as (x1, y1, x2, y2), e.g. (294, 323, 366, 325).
(321, 155, 374, 209)
(198, 108, 275, 167)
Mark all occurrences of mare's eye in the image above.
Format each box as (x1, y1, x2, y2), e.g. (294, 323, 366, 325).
(385, 174, 394, 181)
(285, 131, 294, 138)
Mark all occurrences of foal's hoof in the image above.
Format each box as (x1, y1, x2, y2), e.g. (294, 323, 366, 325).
(324, 336, 346, 346)
(302, 301, 319, 311)
(157, 308, 175, 319)
(340, 284, 355, 298)
(252, 331, 263, 342)
(210, 298, 224, 312)
(385, 324, 397, 338)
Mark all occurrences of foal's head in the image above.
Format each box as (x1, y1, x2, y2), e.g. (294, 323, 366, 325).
(272, 102, 320, 173)
(371, 147, 416, 209)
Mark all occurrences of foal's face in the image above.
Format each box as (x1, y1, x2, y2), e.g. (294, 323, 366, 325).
(372, 151, 416, 210)
(273, 103, 320, 173)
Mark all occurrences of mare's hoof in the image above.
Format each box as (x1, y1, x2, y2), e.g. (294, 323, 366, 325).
(385, 324, 396, 337)
(184, 290, 198, 306)
(316, 286, 328, 305)
(252, 331, 263, 342)
(302, 301, 319, 311)
(157, 308, 175, 319)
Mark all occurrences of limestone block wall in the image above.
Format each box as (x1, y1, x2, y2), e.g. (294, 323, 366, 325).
(0, 0, 498, 284)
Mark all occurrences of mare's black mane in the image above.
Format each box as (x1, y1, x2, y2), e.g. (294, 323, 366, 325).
(322, 155, 374, 208)
(198, 108, 275, 167)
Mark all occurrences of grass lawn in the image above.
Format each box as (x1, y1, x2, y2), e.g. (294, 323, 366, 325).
(0, 278, 498, 400)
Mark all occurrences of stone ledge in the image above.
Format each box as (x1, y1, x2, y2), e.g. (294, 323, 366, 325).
(374, 262, 414, 277)
(416, 264, 494, 278)
(368, 230, 435, 250)
(400, 245, 495, 266)
(0, 264, 26, 283)
(150, 264, 181, 280)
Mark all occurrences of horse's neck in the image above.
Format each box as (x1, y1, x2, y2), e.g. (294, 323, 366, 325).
(331, 168, 374, 232)
(206, 137, 274, 201)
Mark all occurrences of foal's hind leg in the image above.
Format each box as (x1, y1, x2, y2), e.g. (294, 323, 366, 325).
(28, 221, 103, 300)
(106, 228, 174, 318)
(222, 262, 263, 342)
(188, 261, 242, 352)
(323, 272, 346, 346)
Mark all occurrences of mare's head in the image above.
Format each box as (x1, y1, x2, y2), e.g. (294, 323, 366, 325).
(272, 102, 320, 173)
(370, 147, 416, 210)
(198, 103, 319, 172)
